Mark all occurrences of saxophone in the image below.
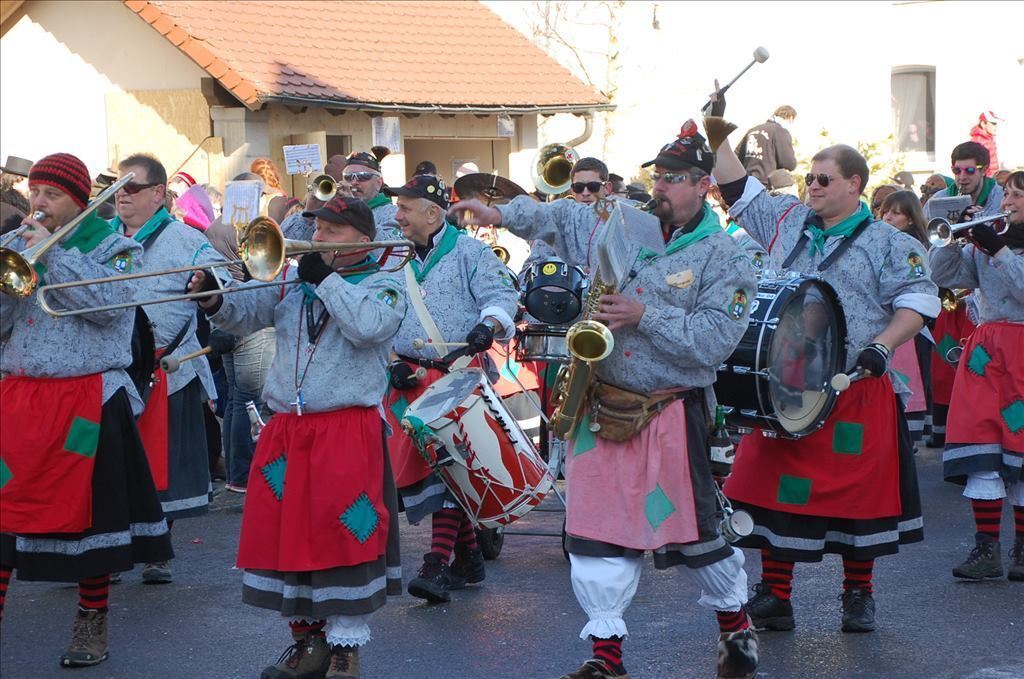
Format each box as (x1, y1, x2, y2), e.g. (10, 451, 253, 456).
(548, 270, 616, 439)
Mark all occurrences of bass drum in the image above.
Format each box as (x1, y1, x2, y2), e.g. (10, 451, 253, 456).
(714, 275, 847, 438)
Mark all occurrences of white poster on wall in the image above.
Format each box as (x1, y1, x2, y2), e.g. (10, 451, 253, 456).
(371, 117, 402, 153)
(497, 113, 515, 138)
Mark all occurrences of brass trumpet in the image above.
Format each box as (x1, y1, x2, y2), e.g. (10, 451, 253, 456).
(927, 212, 1010, 248)
(307, 173, 347, 202)
(939, 288, 971, 313)
(492, 245, 510, 264)
(37, 216, 415, 317)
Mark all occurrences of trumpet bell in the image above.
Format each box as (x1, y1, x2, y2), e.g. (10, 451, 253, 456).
(566, 319, 614, 362)
(239, 217, 287, 282)
(310, 174, 338, 202)
(0, 247, 39, 297)
(532, 143, 580, 195)
(492, 245, 510, 264)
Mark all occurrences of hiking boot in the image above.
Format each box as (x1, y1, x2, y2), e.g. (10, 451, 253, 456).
(407, 553, 451, 603)
(840, 588, 876, 633)
(60, 608, 109, 667)
(260, 633, 330, 679)
(141, 561, 172, 584)
(558, 658, 630, 679)
(326, 645, 360, 678)
(717, 627, 759, 679)
(952, 533, 1003, 580)
(449, 544, 486, 590)
(1008, 538, 1024, 582)
(746, 582, 795, 631)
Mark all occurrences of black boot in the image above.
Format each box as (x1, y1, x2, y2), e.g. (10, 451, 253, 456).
(449, 543, 486, 590)
(953, 533, 1003, 580)
(407, 553, 451, 603)
(1006, 537, 1023, 582)
(745, 583, 795, 631)
(840, 588, 876, 633)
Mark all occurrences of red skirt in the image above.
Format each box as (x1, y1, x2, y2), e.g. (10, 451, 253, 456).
(725, 377, 901, 520)
(931, 305, 977, 406)
(945, 322, 1024, 453)
(488, 346, 540, 397)
(236, 406, 389, 572)
(136, 355, 169, 491)
(384, 364, 446, 489)
(0, 374, 102, 533)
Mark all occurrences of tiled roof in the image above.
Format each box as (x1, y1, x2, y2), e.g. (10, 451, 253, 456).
(124, 0, 610, 113)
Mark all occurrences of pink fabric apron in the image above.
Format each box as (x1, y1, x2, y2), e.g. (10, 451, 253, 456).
(891, 341, 926, 413)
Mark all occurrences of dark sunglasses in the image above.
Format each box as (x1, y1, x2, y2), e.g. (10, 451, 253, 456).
(951, 166, 983, 176)
(805, 173, 836, 187)
(342, 172, 380, 182)
(571, 181, 604, 194)
(120, 181, 161, 195)
(650, 171, 690, 184)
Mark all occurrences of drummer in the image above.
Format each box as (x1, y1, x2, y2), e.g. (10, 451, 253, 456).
(452, 122, 759, 679)
(383, 174, 519, 605)
(708, 115, 940, 634)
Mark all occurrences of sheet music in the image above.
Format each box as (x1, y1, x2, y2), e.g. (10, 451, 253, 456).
(594, 200, 663, 289)
(282, 144, 323, 175)
(924, 195, 972, 223)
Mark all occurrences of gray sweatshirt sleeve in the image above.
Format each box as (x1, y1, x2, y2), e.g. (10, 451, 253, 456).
(314, 272, 407, 348)
(991, 246, 1024, 304)
(39, 235, 143, 327)
(727, 177, 802, 251)
(928, 243, 979, 289)
(496, 196, 602, 269)
(879, 230, 941, 319)
(208, 273, 290, 337)
(468, 245, 520, 338)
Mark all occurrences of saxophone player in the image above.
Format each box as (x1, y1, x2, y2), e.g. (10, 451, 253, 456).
(452, 122, 759, 679)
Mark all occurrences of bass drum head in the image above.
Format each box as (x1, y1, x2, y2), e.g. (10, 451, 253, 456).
(765, 278, 845, 436)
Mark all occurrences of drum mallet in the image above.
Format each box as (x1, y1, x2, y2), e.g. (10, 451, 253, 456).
(161, 347, 213, 373)
(701, 46, 770, 114)
(830, 367, 869, 393)
(412, 338, 469, 350)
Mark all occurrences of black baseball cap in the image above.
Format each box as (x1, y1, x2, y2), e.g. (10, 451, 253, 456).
(385, 174, 451, 210)
(641, 119, 714, 174)
(303, 195, 376, 237)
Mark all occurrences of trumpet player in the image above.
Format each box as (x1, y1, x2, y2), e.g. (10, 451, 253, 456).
(0, 153, 172, 667)
(929, 170, 1024, 582)
(453, 123, 758, 679)
(924, 141, 1004, 223)
(112, 153, 228, 585)
(187, 195, 407, 679)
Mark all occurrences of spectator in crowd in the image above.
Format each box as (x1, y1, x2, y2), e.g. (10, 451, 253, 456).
(414, 160, 438, 177)
(767, 169, 799, 197)
(870, 185, 899, 219)
(920, 173, 953, 206)
(735, 105, 798, 187)
(1, 155, 32, 232)
(891, 171, 916, 193)
(969, 111, 1002, 177)
(608, 173, 629, 199)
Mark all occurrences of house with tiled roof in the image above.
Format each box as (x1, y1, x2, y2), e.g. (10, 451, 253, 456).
(0, 0, 609, 193)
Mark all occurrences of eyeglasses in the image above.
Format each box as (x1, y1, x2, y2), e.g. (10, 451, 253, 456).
(805, 173, 836, 187)
(571, 181, 604, 194)
(650, 172, 690, 184)
(120, 181, 160, 195)
(342, 172, 380, 183)
(950, 166, 983, 176)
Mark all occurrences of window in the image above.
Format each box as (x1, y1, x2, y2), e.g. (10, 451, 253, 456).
(326, 134, 351, 159)
(891, 67, 935, 154)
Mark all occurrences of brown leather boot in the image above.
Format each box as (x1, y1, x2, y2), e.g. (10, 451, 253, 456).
(558, 659, 630, 678)
(60, 608, 109, 667)
(326, 645, 360, 678)
(260, 632, 330, 679)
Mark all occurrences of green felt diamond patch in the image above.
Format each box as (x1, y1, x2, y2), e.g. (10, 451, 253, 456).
(261, 454, 287, 501)
(390, 396, 410, 422)
(572, 415, 596, 455)
(0, 458, 12, 489)
(833, 421, 864, 455)
(777, 474, 812, 505)
(645, 484, 676, 531)
(64, 417, 100, 458)
(340, 493, 379, 544)
(1001, 400, 1024, 434)
(967, 344, 992, 377)
(936, 335, 958, 365)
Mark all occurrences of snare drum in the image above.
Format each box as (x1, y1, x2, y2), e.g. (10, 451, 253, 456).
(400, 368, 552, 528)
(521, 258, 586, 325)
(515, 324, 569, 364)
(714, 275, 847, 438)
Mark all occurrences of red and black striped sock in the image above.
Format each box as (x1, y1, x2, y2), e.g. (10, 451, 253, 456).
(288, 619, 326, 638)
(0, 564, 12, 620)
(971, 498, 1003, 539)
(842, 558, 874, 594)
(1013, 505, 1024, 540)
(78, 575, 110, 612)
(456, 513, 479, 550)
(761, 549, 794, 600)
(592, 636, 625, 674)
(430, 508, 463, 561)
(716, 608, 751, 634)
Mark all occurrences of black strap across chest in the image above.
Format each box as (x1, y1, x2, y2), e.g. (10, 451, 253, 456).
(781, 215, 873, 273)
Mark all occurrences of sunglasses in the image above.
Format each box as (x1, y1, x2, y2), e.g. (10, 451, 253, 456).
(571, 181, 604, 194)
(120, 181, 161, 195)
(342, 172, 380, 183)
(650, 171, 690, 184)
(951, 166, 983, 176)
(805, 173, 837, 187)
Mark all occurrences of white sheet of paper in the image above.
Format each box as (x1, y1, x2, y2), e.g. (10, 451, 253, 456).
(282, 144, 323, 175)
(924, 195, 972, 223)
(222, 180, 262, 228)
(371, 117, 402, 153)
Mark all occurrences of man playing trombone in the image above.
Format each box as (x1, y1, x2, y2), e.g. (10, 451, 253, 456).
(0, 153, 173, 667)
(111, 153, 227, 584)
(187, 194, 406, 679)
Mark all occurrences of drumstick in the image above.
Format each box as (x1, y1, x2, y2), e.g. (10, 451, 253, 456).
(161, 347, 213, 373)
(830, 367, 867, 393)
(414, 367, 427, 380)
(412, 338, 469, 350)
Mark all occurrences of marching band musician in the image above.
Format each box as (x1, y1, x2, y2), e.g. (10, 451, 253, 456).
(383, 174, 519, 605)
(929, 170, 1024, 583)
(709, 118, 940, 634)
(343, 150, 401, 236)
(187, 195, 406, 679)
(111, 153, 225, 584)
(924, 141, 1004, 222)
(453, 123, 759, 679)
(0, 153, 173, 667)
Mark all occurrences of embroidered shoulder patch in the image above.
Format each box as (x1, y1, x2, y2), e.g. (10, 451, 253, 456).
(109, 252, 133, 274)
(728, 289, 748, 320)
(906, 253, 925, 278)
(377, 288, 399, 308)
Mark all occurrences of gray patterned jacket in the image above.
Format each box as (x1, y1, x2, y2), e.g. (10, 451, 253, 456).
(1, 231, 144, 412)
(728, 178, 941, 377)
(208, 266, 407, 414)
(929, 243, 1024, 323)
(496, 196, 755, 392)
(392, 225, 519, 359)
(924, 182, 1004, 221)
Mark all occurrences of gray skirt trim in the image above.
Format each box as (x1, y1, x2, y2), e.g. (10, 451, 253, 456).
(398, 474, 450, 524)
(943, 444, 1023, 486)
(242, 556, 388, 618)
(564, 533, 734, 570)
(158, 378, 211, 520)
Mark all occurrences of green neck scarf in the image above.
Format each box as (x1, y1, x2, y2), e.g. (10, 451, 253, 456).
(33, 213, 118, 282)
(639, 204, 721, 261)
(410, 223, 460, 282)
(947, 176, 996, 207)
(807, 201, 871, 256)
(111, 207, 172, 243)
(366, 192, 391, 210)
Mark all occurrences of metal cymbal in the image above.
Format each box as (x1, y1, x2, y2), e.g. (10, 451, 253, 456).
(453, 173, 526, 205)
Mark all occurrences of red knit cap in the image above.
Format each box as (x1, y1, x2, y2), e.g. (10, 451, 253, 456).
(28, 153, 92, 208)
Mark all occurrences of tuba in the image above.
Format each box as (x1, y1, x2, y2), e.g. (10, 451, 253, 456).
(531, 143, 581, 196)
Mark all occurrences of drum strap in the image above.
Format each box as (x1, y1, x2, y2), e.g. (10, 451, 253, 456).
(782, 216, 873, 272)
(403, 264, 472, 370)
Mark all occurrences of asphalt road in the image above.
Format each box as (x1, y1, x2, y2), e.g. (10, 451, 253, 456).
(2, 445, 1022, 679)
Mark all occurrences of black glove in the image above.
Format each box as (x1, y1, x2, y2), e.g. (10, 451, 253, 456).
(388, 361, 419, 390)
(854, 342, 890, 377)
(710, 89, 726, 117)
(206, 329, 237, 358)
(298, 253, 333, 285)
(969, 223, 1006, 257)
(465, 322, 495, 355)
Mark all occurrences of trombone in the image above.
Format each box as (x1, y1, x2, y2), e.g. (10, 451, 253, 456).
(927, 211, 1010, 248)
(37, 216, 415, 318)
(1, 173, 136, 297)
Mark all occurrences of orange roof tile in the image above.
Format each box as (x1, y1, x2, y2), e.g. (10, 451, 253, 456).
(124, 0, 611, 114)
